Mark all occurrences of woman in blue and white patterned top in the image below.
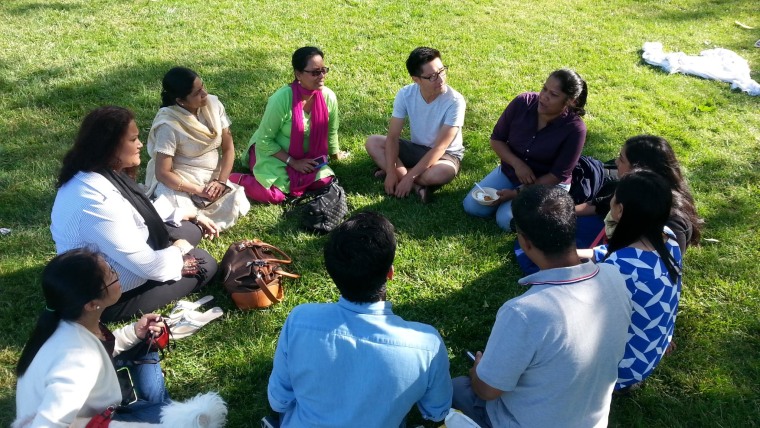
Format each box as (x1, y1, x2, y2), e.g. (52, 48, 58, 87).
(586, 169, 683, 390)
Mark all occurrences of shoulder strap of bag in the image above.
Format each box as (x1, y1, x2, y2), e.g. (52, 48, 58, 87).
(243, 240, 293, 264)
(284, 179, 337, 210)
(255, 276, 283, 303)
(274, 268, 300, 279)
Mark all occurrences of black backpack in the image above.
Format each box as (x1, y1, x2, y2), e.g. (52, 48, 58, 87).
(569, 155, 608, 204)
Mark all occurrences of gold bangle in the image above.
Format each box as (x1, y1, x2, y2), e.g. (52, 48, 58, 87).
(176, 176, 185, 192)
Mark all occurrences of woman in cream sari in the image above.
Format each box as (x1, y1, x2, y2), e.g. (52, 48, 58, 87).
(145, 67, 250, 231)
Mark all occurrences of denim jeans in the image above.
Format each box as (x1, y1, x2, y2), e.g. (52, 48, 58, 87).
(113, 351, 170, 423)
(451, 376, 493, 428)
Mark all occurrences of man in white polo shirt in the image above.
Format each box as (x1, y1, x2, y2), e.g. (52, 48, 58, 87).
(366, 46, 466, 203)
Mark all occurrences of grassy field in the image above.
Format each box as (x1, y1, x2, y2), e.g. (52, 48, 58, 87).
(1, 0, 759, 426)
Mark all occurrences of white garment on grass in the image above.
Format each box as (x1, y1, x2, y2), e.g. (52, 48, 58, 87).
(642, 42, 760, 96)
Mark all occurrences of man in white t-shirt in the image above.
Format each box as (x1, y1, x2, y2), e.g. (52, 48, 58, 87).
(366, 47, 466, 203)
(452, 185, 632, 428)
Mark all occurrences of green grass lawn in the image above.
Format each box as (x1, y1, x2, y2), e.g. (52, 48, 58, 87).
(1, 0, 759, 426)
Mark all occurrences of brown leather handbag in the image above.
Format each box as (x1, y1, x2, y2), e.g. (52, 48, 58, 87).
(220, 239, 299, 310)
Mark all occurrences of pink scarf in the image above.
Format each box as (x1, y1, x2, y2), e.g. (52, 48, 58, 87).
(287, 80, 329, 196)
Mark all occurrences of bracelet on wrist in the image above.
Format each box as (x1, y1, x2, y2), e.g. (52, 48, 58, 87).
(285, 156, 292, 165)
(176, 176, 185, 192)
(175, 241, 192, 255)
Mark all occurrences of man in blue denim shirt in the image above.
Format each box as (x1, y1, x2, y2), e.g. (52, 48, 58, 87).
(267, 212, 452, 427)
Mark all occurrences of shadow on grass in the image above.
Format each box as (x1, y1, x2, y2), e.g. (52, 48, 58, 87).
(392, 240, 521, 366)
(652, 0, 752, 23)
(5, 1, 81, 15)
(0, 264, 44, 425)
(0, 265, 45, 351)
(0, 49, 285, 229)
(689, 153, 760, 231)
(0, 395, 15, 427)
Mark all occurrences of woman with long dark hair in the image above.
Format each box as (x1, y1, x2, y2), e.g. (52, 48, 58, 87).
(51, 106, 218, 322)
(463, 69, 588, 230)
(144, 67, 250, 230)
(576, 134, 702, 252)
(15, 249, 169, 425)
(230, 46, 342, 204)
(583, 170, 683, 390)
(13, 249, 226, 427)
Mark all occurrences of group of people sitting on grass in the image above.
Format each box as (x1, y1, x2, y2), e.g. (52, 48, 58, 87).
(13, 44, 702, 427)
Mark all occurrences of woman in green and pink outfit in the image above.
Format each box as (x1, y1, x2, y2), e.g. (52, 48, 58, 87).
(231, 46, 341, 204)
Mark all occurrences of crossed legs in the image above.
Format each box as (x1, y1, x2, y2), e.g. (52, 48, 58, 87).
(366, 135, 459, 200)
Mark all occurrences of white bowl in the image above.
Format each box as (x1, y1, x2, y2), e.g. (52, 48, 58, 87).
(471, 187, 499, 205)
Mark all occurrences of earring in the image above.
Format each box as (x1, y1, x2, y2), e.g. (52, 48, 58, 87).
(96, 305, 101, 310)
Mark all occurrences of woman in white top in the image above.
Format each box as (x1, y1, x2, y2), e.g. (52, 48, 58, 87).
(14, 248, 170, 426)
(144, 67, 250, 230)
(51, 106, 218, 322)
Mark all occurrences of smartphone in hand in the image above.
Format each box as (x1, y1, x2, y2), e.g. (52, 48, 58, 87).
(466, 351, 476, 362)
(313, 155, 328, 169)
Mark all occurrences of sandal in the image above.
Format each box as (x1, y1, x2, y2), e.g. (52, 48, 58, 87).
(416, 185, 431, 204)
(373, 167, 386, 180)
(167, 295, 215, 327)
(171, 307, 224, 339)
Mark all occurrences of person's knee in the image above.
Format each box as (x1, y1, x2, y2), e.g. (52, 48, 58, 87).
(365, 135, 384, 152)
(268, 190, 287, 205)
(419, 165, 457, 187)
(182, 222, 203, 246)
(451, 376, 475, 414)
(190, 248, 218, 282)
(496, 209, 514, 231)
(462, 195, 479, 215)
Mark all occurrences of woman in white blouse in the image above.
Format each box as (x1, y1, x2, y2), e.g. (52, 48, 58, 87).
(51, 106, 218, 322)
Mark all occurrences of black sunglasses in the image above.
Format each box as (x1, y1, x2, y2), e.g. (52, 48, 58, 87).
(302, 67, 330, 77)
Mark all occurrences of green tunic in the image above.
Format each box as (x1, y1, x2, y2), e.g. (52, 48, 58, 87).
(244, 85, 339, 193)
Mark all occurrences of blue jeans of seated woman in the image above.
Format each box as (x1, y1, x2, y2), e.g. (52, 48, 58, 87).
(463, 165, 570, 230)
(113, 351, 170, 423)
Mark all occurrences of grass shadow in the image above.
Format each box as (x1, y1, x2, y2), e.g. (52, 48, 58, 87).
(5, 1, 81, 15)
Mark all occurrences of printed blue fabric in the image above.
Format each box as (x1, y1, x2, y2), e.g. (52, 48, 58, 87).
(603, 234, 683, 389)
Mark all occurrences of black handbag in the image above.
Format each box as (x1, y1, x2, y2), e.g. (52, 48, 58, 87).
(285, 179, 348, 233)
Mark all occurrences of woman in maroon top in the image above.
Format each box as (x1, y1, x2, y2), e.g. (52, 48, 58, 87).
(463, 69, 588, 230)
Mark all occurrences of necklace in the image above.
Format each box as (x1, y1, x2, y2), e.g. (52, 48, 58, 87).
(89, 325, 105, 340)
(77, 320, 105, 340)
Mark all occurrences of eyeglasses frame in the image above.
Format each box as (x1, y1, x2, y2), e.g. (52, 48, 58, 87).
(418, 65, 448, 82)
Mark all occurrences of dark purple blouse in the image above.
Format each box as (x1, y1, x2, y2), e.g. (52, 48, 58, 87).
(491, 92, 587, 184)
